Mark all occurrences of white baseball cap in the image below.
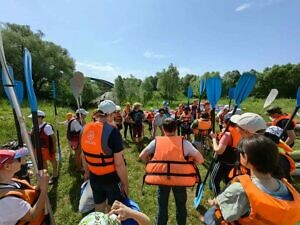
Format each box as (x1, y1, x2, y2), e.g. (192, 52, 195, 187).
(28, 110, 45, 118)
(98, 100, 116, 115)
(230, 112, 267, 133)
(76, 108, 89, 116)
(115, 105, 121, 111)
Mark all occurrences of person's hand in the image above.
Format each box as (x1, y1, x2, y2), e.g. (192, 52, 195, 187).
(210, 132, 217, 139)
(207, 198, 217, 206)
(109, 200, 133, 221)
(37, 169, 49, 192)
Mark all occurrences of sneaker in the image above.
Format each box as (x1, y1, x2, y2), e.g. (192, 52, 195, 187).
(49, 176, 59, 185)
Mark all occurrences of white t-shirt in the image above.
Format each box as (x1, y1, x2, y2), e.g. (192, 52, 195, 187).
(145, 138, 199, 157)
(39, 122, 54, 136)
(153, 114, 167, 127)
(0, 196, 31, 225)
(70, 119, 83, 132)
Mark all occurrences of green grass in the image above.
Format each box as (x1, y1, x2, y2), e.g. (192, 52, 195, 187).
(0, 97, 299, 225)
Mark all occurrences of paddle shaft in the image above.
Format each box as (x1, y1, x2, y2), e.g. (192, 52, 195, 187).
(280, 106, 299, 139)
(52, 81, 62, 160)
(13, 109, 23, 146)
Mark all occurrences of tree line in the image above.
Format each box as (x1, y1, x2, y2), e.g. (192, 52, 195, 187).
(1, 23, 299, 108)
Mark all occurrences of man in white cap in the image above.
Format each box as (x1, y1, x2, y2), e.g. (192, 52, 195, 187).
(67, 108, 89, 170)
(81, 100, 129, 212)
(29, 110, 58, 185)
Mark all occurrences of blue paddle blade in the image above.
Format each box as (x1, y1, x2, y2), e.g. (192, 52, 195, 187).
(206, 77, 222, 108)
(297, 87, 300, 107)
(234, 73, 256, 107)
(14, 80, 24, 105)
(187, 86, 193, 99)
(228, 87, 235, 100)
(199, 79, 206, 95)
(194, 183, 205, 208)
(24, 48, 37, 112)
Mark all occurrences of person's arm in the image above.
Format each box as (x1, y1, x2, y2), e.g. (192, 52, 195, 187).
(49, 134, 57, 153)
(114, 151, 129, 196)
(210, 132, 228, 155)
(109, 200, 150, 225)
(139, 140, 155, 162)
(22, 171, 49, 222)
(286, 130, 296, 146)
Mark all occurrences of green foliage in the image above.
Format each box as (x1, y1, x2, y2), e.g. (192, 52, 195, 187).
(157, 64, 180, 102)
(113, 75, 126, 103)
(1, 23, 75, 100)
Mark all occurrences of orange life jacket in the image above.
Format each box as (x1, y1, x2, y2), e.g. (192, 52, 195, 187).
(0, 179, 45, 225)
(215, 175, 300, 225)
(81, 122, 116, 176)
(144, 136, 199, 187)
(272, 114, 297, 128)
(193, 118, 211, 135)
(114, 112, 123, 123)
(238, 175, 300, 224)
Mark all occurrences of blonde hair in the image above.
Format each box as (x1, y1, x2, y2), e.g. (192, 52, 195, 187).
(133, 102, 142, 110)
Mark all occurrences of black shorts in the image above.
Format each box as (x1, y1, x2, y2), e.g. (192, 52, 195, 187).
(89, 177, 123, 205)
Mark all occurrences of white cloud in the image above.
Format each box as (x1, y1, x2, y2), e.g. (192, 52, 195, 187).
(76, 61, 148, 82)
(143, 50, 172, 59)
(235, 3, 251, 12)
(178, 67, 194, 77)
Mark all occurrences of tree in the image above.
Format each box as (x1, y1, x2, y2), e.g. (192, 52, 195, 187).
(1, 23, 75, 100)
(141, 76, 157, 103)
(157, 64, 180, 103)
(114, 75, 126, 103)
(221, 70, 240, 97)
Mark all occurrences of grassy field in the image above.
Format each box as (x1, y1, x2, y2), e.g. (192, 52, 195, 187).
(0, 97, 299, 225)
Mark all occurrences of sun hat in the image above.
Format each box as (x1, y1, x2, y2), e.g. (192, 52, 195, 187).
(98, 100, 116, 115)
(76, 108, 89, 116)
(28, 110, 45, 118)
(0, 147, 29, 169)
(230, 112, 267, 133)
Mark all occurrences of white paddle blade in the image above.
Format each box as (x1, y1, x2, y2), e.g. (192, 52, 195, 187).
(263, 89, 278, 108)
(70, 77, 80, 99)
(73, 71, 84, 94)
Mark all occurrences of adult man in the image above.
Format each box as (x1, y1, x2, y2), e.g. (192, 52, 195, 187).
(0, 148, 49, 225)
(266, 106, 297, 147)
(179, 105, 193, 140)
(152, 108, 167, 139)
(67, 108, 88, 170)
(129, 102, 145, 146)
(139, 118, 204, 225)
(81, 100, 129, 212)
(29, 110, 58, 185)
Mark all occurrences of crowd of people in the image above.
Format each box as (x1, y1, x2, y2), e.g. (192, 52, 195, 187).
(0, 98, 300, 225)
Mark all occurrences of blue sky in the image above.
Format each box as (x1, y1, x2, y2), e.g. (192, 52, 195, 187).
(1, 0, 300, 82)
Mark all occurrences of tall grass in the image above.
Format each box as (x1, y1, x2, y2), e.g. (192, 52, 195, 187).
(0, 97, 299, 225)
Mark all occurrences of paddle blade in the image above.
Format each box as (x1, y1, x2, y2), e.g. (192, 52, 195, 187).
(234, 72, 256, 107)
(199, 79, 206, 95)
(70, 77, 80, 100)
(263, 89, 278, 109)
(14, 80, 24, 105)
(297, 87, 300, 107)
(187, 86, 193, 99)
(24, 48, 37, 112)
(228, 87, 235, 100)
(73, 71, 84, 94)
(194, 183, 205, 209)
(206, 77, 222, 108)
